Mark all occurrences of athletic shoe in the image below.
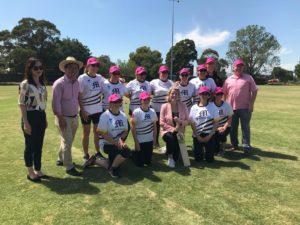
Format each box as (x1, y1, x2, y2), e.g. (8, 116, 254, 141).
(66, 167, 82, 176)
(218, 149, 225, 156)
(243, 145, 252, 154)
(167, 158, 175, 168)
(82, 155, 96, 169)
(108, 167, 120, 178)
(95, 151, 105, 159)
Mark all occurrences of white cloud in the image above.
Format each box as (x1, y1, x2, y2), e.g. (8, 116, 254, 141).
(280, 63, 296, 71)
(174, 27, 230, 49)
(280, 47, 293, 55)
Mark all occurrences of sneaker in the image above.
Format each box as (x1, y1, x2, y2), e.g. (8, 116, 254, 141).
(95, 151, 105, 159)
(243, 145, 252, 154)
(167, 158, 175, 168)
(56, 160, 63, 166)
(66, 167, 82, 176)
(82, 155, 96, 169)
(108, 167, 120, 178)
(218, 149, 225, 156)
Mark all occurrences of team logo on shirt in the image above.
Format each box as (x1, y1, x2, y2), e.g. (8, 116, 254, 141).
(92, 81, 100, 89)
(140, 86, 147, 91)
(199, 110, 208, 117)
(219, 109, 224, 116)
(115, 120, 124, 128)
(144, 114, 151, 120)
(181, 90, 188, 96)
(112, 88, 120, 94)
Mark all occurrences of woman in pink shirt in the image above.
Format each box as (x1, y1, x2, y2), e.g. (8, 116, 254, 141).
(160, 85, 189, 168)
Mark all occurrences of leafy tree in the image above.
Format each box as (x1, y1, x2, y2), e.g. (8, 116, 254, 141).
(226, 25, 280, 76)
(129, 46, 163, 81)
(294, 61, 300, 80)
(117, 59, 136, 81)
(166, 39, 197, 78)
(97, 55, 115, 78)
(271, 67, 293, 82)
(197, 48, 219, 64)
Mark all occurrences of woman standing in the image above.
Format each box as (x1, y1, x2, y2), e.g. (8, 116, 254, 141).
(126, 66, 151, 116)
(178, 68, 197, 111)
(78, 57, 107, 167)
(18, 57, 48, 182)
(150, 65, 173, 148)
(131, 92, 157, 167)
(189, 86, 220, 163)
(97, 94, 131, 178)
(160, 86, 189, 168)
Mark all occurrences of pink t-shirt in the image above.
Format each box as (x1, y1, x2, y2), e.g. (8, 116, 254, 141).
(223, 74, 258, 110)
(52, 75, 79, 117)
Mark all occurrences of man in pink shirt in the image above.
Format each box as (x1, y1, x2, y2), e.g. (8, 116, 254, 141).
(223, 59, 258, 153)
(52, 56, 83, 176)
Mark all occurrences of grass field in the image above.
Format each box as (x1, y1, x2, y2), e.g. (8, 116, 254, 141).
(0, 85, 299, 225)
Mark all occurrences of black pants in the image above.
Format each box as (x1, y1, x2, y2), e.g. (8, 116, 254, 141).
(155, 112, 160, 145)
(162, 132, 180, 161)
(22, 111, 46, 170)
(215, 127, 231, 153)
(133, 141, 153, 167)
(103, 144, 132, 168)
(193, 134, 216, 163)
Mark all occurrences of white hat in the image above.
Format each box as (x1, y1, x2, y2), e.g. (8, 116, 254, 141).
(59, 56, 83, 73)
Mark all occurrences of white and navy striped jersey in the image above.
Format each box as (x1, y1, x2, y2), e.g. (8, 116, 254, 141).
(150, 79, 173, 112)
(126, 79, 151, 112)
(178, 82, 197, 111)
(78, 73, 105, 114)
(97, 110, 128, 149)
(214, 101, 233, 128)
(189, 103, 220, 136)
(132, 107, 157, 143)
(102, 80, 128, 111)
(190, 77, 216, 104)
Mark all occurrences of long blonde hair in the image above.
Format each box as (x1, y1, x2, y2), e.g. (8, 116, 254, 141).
(167, 85, 181, 103)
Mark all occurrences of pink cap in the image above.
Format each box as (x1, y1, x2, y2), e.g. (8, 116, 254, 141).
(159, 65, 170, 73)
(197, 64, 207, 71)
(198, 86, 210, 94)
(135, 66, 146, 75)
(139, 91, 151, 100)
(214, 87, 224, 94)
(233, 59, 244, 66)
(206, 57, 216, 64)
(108, 94, 122, 103)
(179, 68, 190, 75)
(87, 57, 100, 65)
(109, 65, 121, 74)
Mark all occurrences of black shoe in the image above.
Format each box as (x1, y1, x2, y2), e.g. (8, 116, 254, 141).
(56, 160, 63, 166)
(38, 174, 50, 179)
(95, 151, 105, 159)
(66, 167, 82, 176)
(82, 155, 96, 169)
(108, 167, 120, 178)
(27, 175, 41, 182)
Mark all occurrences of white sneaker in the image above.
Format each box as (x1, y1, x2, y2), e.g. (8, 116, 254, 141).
(167, 158, 175, 168)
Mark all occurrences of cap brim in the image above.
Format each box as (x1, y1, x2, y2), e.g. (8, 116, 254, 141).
(59, 60, 83, 73)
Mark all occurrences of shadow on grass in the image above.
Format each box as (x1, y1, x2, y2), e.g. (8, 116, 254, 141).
(189, 158, 251, 170)
(40, 176, 100, 195)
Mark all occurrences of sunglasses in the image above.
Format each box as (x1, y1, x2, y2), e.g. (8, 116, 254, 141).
(180, 73, 189, 77)
(112, 72, 121, 75)
(198, 69, 207, 72)
(90, 64, 100, 68)
(161, 71, 169, 74)
(216, 93, 224, 96)
(200, 92, 210, 96)
(32, 66, 43, 71)
(138, 72, 147, 76)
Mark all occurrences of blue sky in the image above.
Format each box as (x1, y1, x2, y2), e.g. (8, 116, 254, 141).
(1, 0, 299, 72)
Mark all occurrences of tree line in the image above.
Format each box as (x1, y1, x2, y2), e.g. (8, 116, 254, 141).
(0, 18, 299, 82)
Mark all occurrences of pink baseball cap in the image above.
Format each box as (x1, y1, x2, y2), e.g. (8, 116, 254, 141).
(87, 57, 100, 65)
(135, 66, 146, 75)
(109, 65, 121, 74)
(159, 65, 170, 73)
(108, 94, 122, 103)
(233, 59, 245, 66)
(139, 91, 151, 100)
(179, 68, 190, 75)
(214, 87, 224, 94)
(197, 64, 207, 71)
(198, 86, 210, 94)
(206, 57, 216, 64)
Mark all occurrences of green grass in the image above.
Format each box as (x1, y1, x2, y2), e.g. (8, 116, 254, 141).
(0, 85, 299, 225)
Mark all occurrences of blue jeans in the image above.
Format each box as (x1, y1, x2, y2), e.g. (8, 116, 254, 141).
(230, 109, 252, 148)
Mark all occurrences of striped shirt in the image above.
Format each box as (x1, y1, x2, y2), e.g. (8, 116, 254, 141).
(78, 73, 105, 114)
(150, 79, 173, 112)
(214, 101, 233, 127)
(126, 79, 151, 112)
(102, 80, 128, 111)
(189, 103, 220, 136)
(190, 77, 216, 104)
(178, 82, 197, 111)
(132, 107, 157, 143)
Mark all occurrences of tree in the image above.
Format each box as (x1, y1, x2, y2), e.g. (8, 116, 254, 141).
(271, 67, 293, 83)
(166, 39, 197, 78)
(197, 48, 219, 64)
(129, 46, 163, 81)
(117, 59, 136, 81)
(294, 61, 300, 80)
(97, 55, 115, 78)
(226, 25, 280, 76)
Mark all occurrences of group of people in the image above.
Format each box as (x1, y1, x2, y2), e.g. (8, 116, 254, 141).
(19, 56, 258, 181)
